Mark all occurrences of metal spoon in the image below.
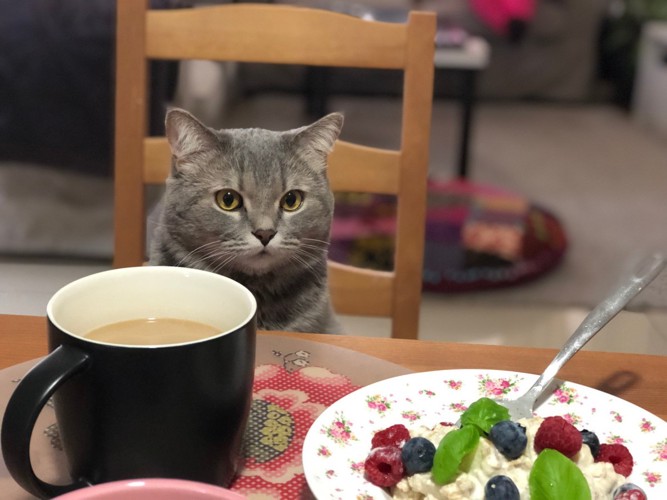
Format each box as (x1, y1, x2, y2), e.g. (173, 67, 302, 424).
(467, 253, 666, 422)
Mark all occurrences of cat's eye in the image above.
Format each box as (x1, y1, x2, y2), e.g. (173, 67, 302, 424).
(215, 190, 243, 211)
(280, 190, 304, 212)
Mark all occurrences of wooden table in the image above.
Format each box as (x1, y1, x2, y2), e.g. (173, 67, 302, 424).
(1, 314, 666, 420)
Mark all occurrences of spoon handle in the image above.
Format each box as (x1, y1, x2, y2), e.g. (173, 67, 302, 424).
(523, 253, 666, 401)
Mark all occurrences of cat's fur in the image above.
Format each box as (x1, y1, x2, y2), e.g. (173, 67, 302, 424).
(150, 108, 343, 334)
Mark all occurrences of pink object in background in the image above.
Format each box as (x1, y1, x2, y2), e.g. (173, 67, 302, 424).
(53, 478, 246, 500)
(469, 0, 536, 36)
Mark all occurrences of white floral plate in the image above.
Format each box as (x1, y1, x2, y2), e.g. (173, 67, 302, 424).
(302, 369, 666, 499)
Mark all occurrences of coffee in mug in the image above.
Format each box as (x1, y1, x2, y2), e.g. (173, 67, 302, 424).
(84, 317, 222, 345)
(1, 266, 257, 500)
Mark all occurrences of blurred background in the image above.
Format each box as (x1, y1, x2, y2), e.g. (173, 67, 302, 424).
(1, 0, 666, 354)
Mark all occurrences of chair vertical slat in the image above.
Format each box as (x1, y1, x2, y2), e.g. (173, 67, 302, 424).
(143, 138, 172, 184)
(391, 12, 436, 340)
(114, 0, 149, 268)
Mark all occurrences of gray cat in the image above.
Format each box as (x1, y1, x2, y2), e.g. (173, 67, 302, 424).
(150, 108, 344, 334)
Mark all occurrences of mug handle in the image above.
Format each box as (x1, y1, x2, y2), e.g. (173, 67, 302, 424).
(2, 345, 91, 499)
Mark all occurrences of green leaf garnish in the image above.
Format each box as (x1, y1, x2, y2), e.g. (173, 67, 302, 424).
(432, 425, 480, 485)
(459, 397, 510, 434)
(529, 449, 592, 500)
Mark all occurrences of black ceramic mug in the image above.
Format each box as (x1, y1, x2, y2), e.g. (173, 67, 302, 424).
(1, 266, 257, 499)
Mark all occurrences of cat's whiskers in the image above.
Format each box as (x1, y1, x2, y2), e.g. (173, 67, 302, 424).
(290, 248, 324, 282)
(198, 242, 248, 273)
(302, 237, 330, 247)
(299, 243, 328, 254)
(187, 246, 234, 270)
(177, 243, 233, 270)
(175, 241, 222, 267)
(289, 254, 317, 280)
(296, 243, 328, 258)
(209, 252, 240, 275)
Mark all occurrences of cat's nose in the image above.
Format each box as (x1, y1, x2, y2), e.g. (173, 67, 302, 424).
(252, 229, 276, 246)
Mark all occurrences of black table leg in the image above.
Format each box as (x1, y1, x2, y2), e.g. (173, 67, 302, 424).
(458, 69, 478, 179)
(305, 66, 330, 119)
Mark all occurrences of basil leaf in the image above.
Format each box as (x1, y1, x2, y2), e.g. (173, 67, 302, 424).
(432, 425, 480, 485)
(459, 397, 510, 434)
(529, 449, 592, 500)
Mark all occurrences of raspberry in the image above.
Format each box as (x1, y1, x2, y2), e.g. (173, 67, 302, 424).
(489, 420, 527, 460)
(401, 437, 436, 475)
(533, 416, 582, 458)
(613, 483, 647, 500)
(364, 446, 405, 487)
(371, 424, 410, 449)
(596, 443, 634, 477)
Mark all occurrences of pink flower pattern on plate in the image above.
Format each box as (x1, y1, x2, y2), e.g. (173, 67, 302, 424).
(449, 402, 468, 413)
(444, 379, 462, 390)
(643, 470, 662, 487)
(401, 410, 421, 422)
(365, 394, 392, 414)
(349, 460, 365, 474)
(640, 418, 655, 433)
(653, 439, 667, 462)
(561, 412, 582, 426)
(606, 434, 628, 445)
(322, 412, 356, 445)
(551, 385, 578, 405)
(478, 374, 518, 397)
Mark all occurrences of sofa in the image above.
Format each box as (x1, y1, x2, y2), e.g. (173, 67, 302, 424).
(0, 0, 180, 257)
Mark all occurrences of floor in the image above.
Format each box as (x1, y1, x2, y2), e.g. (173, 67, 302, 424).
(2, 256, 666, 356)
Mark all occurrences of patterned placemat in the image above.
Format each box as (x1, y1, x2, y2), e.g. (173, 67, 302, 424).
(0, 335, 412, 499)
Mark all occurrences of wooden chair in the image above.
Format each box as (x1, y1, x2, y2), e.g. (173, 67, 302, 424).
(114, 0, 436, 339)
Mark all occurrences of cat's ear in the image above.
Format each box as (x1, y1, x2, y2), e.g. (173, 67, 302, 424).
(293, 113, 344, 170)
(165, 108, 217, 165)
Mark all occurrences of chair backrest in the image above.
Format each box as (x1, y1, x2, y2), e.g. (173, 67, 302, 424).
(114, 0, 436, 339)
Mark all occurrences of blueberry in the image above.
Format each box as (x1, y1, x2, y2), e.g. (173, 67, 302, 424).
(580, 429, 600, 458)
(400, 437, 436, 475)
(485, 475, 520, 500)
(613, 483, 647, 500)
(488, 420, 527, 460)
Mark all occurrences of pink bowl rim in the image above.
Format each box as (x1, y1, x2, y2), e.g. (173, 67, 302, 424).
(53, 478, 246, 499)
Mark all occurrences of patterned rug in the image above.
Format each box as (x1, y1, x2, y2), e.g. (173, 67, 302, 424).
(330, 179, 567, 292)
